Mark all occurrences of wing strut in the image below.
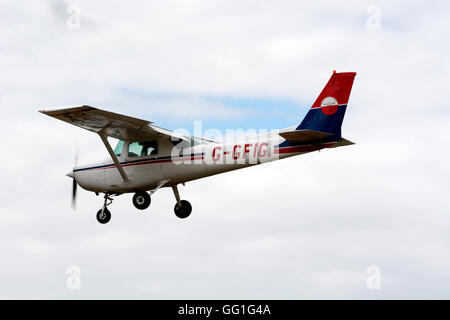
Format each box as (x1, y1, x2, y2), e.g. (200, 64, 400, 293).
(98, 133, 129, 183)
(150, 179, 170, 195)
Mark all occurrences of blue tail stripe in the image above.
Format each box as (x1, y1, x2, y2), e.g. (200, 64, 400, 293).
(296, 104, 347, 140)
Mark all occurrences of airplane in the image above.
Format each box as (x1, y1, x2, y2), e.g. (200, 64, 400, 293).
(40, 71, 356, 224)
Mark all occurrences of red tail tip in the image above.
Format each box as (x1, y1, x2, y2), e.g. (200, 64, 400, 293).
(333, 70, 336, 74)
(311, 72, 357, 109)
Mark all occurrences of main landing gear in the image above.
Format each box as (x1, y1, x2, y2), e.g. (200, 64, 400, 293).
(172, 185, 192, 219)
(132, 184, 192, 219)
(95, 184, 192, 224)
(132, 191, 151, 210)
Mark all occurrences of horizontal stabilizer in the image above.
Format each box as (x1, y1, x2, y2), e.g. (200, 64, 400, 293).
(279, 129, 333, 144)
(328, 138, 355, 148)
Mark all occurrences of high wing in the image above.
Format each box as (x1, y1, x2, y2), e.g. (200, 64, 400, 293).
(40, 105, 196, 184)
(39, 105, 184, 142)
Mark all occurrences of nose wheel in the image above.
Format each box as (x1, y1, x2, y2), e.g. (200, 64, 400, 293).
(96, 208, 111, 224)
(96, 193, 114, 224)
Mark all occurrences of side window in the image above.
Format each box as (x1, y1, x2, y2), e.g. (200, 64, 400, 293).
(141, 140, 158, 156)
(114, 140, 124, 157)
(128, 140, 158, 158)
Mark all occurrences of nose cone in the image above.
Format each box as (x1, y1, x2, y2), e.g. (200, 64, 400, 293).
(66, 170, 75, 179)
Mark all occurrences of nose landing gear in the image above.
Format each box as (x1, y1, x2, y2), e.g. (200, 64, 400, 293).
(96, 193, 114, 224)
(96, 207, 111, 224)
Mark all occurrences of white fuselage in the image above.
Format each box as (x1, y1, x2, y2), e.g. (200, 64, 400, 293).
(73, 133, 334, 193)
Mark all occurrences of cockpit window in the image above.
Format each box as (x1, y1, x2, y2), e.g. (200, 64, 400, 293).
(114, 140, 124, 156)
(128, 140, 158, 158)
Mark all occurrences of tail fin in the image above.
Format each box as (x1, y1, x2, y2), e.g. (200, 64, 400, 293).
(296, 71, 356, 141)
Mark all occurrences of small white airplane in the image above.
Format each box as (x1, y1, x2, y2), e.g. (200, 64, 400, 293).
(40, 71, 356, 224)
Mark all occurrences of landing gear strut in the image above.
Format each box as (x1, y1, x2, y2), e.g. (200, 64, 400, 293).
(172, 185, 192, 219)
(96, 193, 113, 224)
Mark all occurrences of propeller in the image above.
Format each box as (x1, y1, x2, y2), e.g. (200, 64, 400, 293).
(71, 177, 78, 209)
(69, 145, 79, 210)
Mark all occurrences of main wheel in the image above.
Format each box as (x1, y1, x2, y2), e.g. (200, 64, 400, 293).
(133, 191, 151, 210)
(174, 200, 192, 219)
(96, 208, 111, 224)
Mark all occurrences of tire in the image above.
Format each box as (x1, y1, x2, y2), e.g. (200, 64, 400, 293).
(133, 191, 151, 210)
(96, 208, 111, 224)
(174, 200, 192, 219)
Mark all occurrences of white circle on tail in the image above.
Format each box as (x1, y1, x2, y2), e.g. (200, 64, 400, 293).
(320, 96, 339, 115)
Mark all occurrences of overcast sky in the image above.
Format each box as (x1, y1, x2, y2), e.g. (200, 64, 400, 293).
(0, 0, 449, 299)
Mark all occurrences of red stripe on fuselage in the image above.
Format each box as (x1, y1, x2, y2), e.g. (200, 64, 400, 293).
(79, 142, 336, 173)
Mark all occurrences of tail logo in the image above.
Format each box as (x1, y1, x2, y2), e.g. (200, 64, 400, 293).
(320, 96, 338, 115)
